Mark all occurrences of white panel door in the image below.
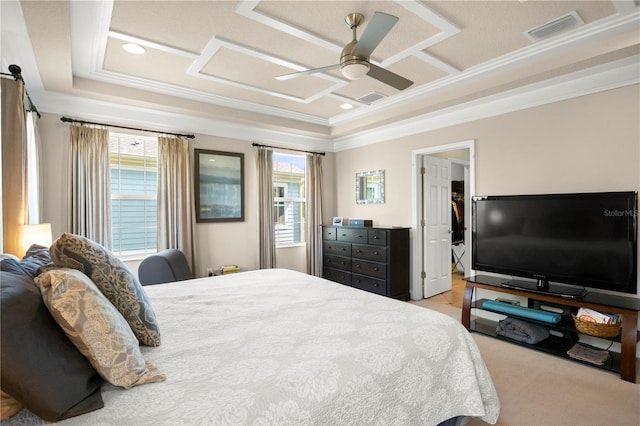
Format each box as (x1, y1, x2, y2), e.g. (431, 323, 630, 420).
(423, 156, 452, 298)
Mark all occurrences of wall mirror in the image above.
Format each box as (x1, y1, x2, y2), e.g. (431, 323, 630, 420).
(356, 170, 385, 204)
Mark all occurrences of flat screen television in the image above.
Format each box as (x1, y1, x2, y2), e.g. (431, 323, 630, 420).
(472, 191, 638, 298)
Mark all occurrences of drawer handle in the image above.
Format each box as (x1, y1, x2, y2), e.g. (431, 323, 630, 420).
(373, 235, 379, 239)
(356, 265, 360, 268)
(374, 252, 379, 255)
(341, 261, 346, 265)
(374, 268, 379, 271)
(358, 235, 364, 238)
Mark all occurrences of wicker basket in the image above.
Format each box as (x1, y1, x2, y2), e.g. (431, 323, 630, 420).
(572, 314, 621, 338)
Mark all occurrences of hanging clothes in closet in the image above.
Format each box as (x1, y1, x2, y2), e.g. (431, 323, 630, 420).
(451, 181, 464, 244)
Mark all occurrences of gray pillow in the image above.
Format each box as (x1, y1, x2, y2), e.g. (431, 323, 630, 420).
(0, 258, 104, 421)
(20, 244, 53, 276)
(49, 233, 161, 346)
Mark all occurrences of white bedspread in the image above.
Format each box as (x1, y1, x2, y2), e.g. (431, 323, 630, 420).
(9, 269, 499, 425)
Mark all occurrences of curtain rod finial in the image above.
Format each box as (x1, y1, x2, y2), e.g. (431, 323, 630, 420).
(8, 64, 22, 80)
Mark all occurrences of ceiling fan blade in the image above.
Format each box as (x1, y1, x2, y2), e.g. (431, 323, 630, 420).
(353, 12, 399, 58)
(275, 64, 340, 81)
(367, 64, 413, 90)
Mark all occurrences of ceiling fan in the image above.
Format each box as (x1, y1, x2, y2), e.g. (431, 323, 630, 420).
(275, 12, 414, 91)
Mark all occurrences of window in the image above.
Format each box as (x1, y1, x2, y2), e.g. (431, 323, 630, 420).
(25, 112, 40, 223)
(109, 133, 158, 258)
(273, 153, 306, 247)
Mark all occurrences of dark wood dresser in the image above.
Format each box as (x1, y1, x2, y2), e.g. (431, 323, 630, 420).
(322, 226, 410, 300)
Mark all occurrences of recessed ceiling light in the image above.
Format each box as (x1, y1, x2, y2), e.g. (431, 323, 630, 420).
(122, 43, 146, 55)
(340, 103, 353, 110)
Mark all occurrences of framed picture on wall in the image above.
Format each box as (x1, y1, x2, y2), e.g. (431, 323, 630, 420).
(195, 149, 244, 222)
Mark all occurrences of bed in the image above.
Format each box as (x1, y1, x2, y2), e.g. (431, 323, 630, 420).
(2, 239, 499, 425)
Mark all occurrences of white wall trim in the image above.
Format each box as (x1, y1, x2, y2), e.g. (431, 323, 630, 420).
(4, 0, 638, 153)
(411, 140, 475, 300)
(334, 55, 640, 151)
(29, 53, 640, 154)
(35, 90, 333, 152)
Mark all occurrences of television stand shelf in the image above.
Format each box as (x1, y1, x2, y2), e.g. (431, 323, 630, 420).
(462, 275, 640, 383)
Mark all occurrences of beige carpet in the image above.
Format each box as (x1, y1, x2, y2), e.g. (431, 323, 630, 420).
(410, 298, 640, 425)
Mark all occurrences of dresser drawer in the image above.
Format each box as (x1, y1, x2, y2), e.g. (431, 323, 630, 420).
(352, 244, 387, 262)
(323, 240, 351, 257)
(322, 226, 337, 240)
(323, 254, 351, 271)
(323, 268, 351, 285)
(337, 228, 368, 244)
(351, 274, 387, 296)
(352, 259, 386, 279)
(368, 229, 387, 246)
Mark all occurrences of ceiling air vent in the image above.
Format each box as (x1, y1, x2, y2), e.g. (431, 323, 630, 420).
(357, 92, 386, 104)
(524, 11, 584, 42)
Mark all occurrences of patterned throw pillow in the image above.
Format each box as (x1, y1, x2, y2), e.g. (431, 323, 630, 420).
(49, 233, 160, 346)
(36, 269, 166, 389)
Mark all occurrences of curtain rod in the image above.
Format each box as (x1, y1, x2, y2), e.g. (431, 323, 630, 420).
(252, 142, 325, 156)
(60, 116, 195, 139)
(2, 65, 41, 118)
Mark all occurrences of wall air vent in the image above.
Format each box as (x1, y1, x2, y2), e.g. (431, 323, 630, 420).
(524, 11, 584, 42)
(357, 92, 386, 104)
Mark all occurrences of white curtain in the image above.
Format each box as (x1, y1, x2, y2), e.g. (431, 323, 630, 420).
(306, 153, 324, 276)
(1, 78, 28, 256)
(26, 111, 42, 224)
(256, 146, 276, 269)
(157, 136, 195, 273)
(69, 125, 111, 246)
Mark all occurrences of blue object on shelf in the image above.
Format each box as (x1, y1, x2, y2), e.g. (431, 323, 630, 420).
(482, 300, 562, 324)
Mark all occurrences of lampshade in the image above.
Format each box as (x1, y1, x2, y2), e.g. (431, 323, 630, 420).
(341, 63, 369, 80)
(21, 223, 53, 255)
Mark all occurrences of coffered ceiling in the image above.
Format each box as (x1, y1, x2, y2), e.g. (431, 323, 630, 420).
(3, 0, 640, 148)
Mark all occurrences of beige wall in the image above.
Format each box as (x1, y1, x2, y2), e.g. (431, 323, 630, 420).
(36, 85, 638, 285)
(334, 84, 639, 222)
(38, 114, 337, 278)
(333, 84, 640, 295)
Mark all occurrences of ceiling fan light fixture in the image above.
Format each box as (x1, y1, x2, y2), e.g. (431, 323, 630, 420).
(341, 62, 369, 80)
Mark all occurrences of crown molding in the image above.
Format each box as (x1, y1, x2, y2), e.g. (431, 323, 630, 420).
(5, 0, 639, 154)
(330, 9, 640, 126)
(71, 0, 462, 128)
(333, 55, 640, 151)
(36, 54, 639, 155)
(35, 89, 334, 152)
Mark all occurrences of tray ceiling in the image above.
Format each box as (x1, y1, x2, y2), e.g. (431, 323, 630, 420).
(7, 0, 640, 143)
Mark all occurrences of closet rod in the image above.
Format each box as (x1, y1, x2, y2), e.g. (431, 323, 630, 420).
(251, 142, 325, 156)
(60, 116, 195, 139)
(2, 64, 41, 118)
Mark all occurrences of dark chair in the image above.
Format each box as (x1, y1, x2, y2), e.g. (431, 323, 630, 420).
(138, 249, 193, 286)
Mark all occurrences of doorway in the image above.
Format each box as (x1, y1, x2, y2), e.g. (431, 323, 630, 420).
(411, 140, 475, 300)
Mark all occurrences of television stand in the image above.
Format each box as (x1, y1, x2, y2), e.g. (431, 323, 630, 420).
(500, 279, 588, 299)
(462, 275, 640, 383)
